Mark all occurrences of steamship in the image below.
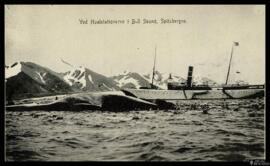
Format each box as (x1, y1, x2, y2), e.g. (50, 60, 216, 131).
(122, 43, 265, 100)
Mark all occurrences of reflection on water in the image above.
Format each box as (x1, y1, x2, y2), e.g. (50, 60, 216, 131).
(5, 99, 264, 161)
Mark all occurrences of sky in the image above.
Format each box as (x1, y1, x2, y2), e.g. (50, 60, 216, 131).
(5, 5, 265, 84)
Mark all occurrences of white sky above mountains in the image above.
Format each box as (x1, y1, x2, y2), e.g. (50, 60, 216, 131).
(5, 5, 265, 84)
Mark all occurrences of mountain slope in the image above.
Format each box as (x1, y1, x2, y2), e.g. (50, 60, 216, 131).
(62, 66, 120, 91)
(5, 61, 121, 100)
(111, 70, 218, 89)
(143, 71, 186, 89)
(111, 71, 186, 90)
(5, 62, 73, 100)
(192, 76, 218, 86)
(110, 71, 151, 89)
(5, 61, 220, 101)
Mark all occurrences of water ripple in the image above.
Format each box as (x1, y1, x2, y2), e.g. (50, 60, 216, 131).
(5, 99, 265, 161)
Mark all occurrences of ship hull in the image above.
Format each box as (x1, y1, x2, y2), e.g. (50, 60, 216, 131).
(122, 87, 264, 100)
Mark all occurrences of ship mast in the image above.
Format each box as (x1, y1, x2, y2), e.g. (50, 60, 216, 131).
(225, 42, 239, 85)
(151, 45, 157, 88)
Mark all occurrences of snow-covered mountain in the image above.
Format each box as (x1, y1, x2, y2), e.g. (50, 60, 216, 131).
(192, 76, 218, 86)
(62, 66, 119, 91)
(143, 71, 186, 89)
(110, 70, 219, 90)
(5, 61, 120, 100)
(5, 62, 73, 100)
(110, 71, 151, 89)
(5, 61, 219, 100)
(111, 71, 187, 90)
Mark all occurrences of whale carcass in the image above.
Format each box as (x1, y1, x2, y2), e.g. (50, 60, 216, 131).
(5, 91, 157, 111)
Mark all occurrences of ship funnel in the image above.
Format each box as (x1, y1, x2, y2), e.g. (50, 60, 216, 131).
(168, 73, 172, 79)
(186, 66, 193, 87)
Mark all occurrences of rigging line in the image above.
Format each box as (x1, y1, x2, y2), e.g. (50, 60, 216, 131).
(151, 45, 157, 87)
(225, 44, 234, 85)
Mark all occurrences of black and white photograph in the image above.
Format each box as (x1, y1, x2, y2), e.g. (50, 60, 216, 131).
(4, 5, 266, 161)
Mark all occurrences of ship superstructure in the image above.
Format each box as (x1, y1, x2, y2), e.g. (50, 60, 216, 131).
(122, 43, 264, 100)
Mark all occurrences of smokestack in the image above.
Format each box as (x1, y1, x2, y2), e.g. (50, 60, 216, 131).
(186, 66, 193, 87)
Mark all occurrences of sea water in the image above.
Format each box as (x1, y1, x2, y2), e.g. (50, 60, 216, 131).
(5, 99, 264, 161)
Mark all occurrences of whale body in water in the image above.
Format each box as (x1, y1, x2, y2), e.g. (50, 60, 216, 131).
(6, 91, 157, 111)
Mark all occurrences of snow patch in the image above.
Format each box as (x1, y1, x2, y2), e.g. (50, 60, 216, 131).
(63, 67, 87, 89)
(118, 76, 141, 89)
(78, 74, 86, 89)
(102, 83, 113, 91)
(35, 71, 46, 84)
(141, 72, 186, 89)
(63, 74, 74, 86)
(5, 62, 22, 79)
(88, 75, 94, 84)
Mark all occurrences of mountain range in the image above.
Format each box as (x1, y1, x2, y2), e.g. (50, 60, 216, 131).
(5, 61, 218, 100)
